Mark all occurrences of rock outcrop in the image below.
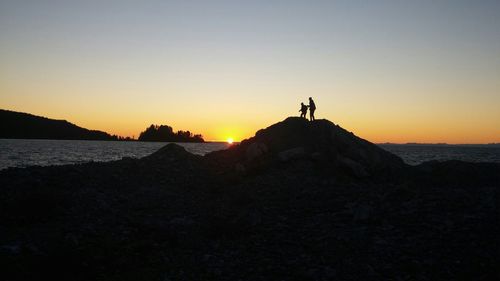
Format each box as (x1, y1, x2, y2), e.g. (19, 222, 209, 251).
(207, 117, 406, 178)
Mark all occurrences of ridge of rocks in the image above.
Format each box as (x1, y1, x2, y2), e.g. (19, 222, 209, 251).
(207, 117, 406, 178)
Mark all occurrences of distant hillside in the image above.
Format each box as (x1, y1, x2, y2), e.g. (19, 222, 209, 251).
(138, 124, 204, 142)
(0, 109, 119, 140)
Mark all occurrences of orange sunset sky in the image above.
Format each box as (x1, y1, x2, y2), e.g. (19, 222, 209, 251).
(1, 1, 499, 143)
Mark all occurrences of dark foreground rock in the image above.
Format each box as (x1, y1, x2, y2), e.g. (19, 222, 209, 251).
(0, 117, 498, 281)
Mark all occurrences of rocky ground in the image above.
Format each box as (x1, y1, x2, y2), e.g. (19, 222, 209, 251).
(0, 117, 498, 281)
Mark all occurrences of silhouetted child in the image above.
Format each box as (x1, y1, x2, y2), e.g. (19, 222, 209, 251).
(309, 97, 316, 121)
(299, 102, 308, 118)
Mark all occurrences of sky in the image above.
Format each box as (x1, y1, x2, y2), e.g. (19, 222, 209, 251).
(1, 0, 499, 143)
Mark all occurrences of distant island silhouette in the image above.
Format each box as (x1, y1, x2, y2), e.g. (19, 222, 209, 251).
(138, 124, 204, 142)
(0, 109, 204, 142)
(0, 109, 125, 141)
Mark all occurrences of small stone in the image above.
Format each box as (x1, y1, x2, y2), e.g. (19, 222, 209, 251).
(338, 156, 370, 178)
(352, 204, 373, 221)
(235, 163, 246, 173)
(246, 142, 268, 161)
(278, 147, 306, 162)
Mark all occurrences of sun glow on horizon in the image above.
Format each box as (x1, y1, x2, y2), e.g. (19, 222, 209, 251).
(1, 1, 499, 144)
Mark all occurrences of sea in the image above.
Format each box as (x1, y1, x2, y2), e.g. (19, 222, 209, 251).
(0, 139, 499, 170)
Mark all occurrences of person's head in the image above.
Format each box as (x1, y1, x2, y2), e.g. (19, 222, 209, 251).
(309, 97, 313, 101)
(301, 102, 304, 105)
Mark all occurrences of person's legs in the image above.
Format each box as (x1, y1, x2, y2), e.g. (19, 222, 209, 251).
(310, 109, 315, 121)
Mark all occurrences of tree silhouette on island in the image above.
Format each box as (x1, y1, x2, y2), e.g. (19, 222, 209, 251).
(0, 109, 205, 142)
(138, 124, 204, 142)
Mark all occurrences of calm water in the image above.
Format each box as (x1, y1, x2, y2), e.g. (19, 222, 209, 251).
(379, 144, 500, 165)
(1, 139, 499, 170)
(0, 139, 230, 170)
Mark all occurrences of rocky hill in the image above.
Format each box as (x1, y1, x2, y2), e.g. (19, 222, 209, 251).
(0, 117, 498, 281)
(207, 117, 406, 178)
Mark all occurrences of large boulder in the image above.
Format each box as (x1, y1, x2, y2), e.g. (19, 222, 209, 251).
(143, 143, 196, 162)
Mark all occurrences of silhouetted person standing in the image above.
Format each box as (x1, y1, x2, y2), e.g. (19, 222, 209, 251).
(308, 97, 316, 121)
(299, 102, 308, 118)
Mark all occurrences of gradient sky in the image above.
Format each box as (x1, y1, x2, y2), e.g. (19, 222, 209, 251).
(1, 0, 499, 143)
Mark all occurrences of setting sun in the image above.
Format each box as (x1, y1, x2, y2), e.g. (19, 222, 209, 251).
(227, 138, 234, 144)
